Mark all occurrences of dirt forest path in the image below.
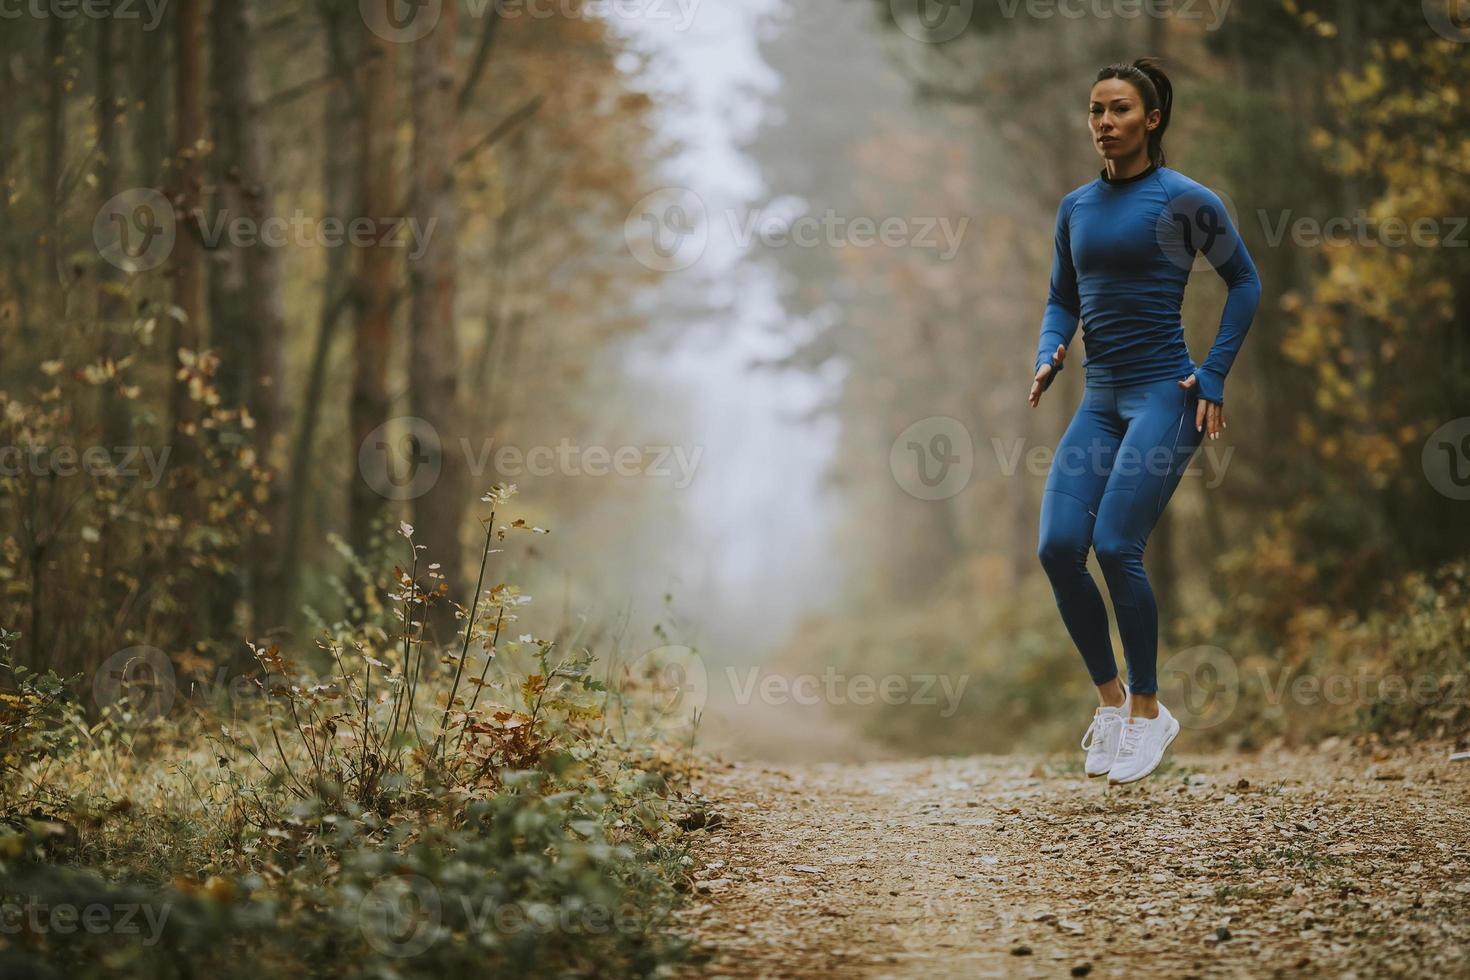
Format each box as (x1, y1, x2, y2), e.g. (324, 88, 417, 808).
(671, 741, 1470, 979)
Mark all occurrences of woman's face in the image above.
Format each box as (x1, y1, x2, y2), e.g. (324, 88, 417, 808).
(1089, 78, 1158, 162)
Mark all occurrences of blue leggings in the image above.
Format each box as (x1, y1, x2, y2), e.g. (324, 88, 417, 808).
(1037, 375, 1204, 695)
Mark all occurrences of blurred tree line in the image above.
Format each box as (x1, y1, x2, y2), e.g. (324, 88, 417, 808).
(0, 0, 665, 680)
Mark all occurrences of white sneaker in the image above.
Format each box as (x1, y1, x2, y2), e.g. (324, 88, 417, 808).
(1107, 702, 1180, 785)
(1080, 699, 1128, 777)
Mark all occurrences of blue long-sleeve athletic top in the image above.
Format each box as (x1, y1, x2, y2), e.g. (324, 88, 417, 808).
(1033, 162, 1261, 404)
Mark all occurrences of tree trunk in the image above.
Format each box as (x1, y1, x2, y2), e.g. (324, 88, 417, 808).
(46, 17, 66, 302)
(133, 15, 168, 190)
(410, 6, 466, 644)
(282, 0, 362, 618)
(208, 0, 289, 634)
(95, 0, 132, 662)
(170, 0, 207, 479)
(96, 2, 125, 386)
(0, 30, 31, 347)
(349, 20, 399, 575)
(474, 129, 529, 409)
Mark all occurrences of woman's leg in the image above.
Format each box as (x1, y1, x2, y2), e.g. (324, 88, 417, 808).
(1091, 377, 1206, 712)
(1037, 387, 1126, 702)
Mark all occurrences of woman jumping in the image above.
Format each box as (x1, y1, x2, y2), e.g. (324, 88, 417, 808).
(1028, 58, 1261, 785)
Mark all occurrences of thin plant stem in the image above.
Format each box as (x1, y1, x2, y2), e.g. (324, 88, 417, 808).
(435, 513, 494, 762)
(455, 604, 505, 753)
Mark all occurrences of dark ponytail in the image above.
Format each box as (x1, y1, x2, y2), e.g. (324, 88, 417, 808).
(1096, 56, 1173, 167)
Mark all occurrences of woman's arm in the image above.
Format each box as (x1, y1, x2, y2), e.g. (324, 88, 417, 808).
(1192, 187, 1262, 405)
(1034, 195, 1081, 378)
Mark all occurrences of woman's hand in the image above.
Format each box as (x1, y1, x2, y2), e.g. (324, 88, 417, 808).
(1177, 373, 1227, 439)
(1028, 343, 1066, 408)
